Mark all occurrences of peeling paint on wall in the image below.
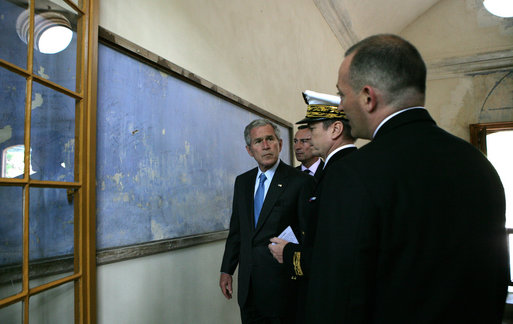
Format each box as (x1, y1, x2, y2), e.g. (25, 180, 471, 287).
(427, 69, 513, 141)
(32, 93, 43, 109)
(0, 125, 12, 144)
(111, 172, 125, 190)
(151, 219, 166, 240)
(184, 140, 190, 154)
(37, 66, 50, 79)
(63, 138, 74, 153)
(446, 78, 473, 128)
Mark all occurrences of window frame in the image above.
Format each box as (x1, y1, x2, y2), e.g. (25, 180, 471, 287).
(470, 121, 513, 287)
(470, 122, 513, 155)
(0, 0, 98, 323)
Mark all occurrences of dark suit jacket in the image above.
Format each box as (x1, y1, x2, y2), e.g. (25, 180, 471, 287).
(296, 159, 325, 181)
(286, 146, 357, 324)
(221, 160, 315, 317)
(305, 109, 509, 324)
(285, 146, 357, 278)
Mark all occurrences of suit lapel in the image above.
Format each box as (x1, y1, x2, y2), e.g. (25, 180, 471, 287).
(313, 160, 324, 181)
(244, 168, 258, 230)
(254, 162, 288, 233)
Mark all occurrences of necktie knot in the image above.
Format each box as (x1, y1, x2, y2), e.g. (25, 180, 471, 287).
(259, 173, 267, 183)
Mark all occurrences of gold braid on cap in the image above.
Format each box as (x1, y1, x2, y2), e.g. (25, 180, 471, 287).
(306, 104, 347, 120)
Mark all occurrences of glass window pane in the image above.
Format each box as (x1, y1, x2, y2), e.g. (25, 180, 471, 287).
(30, 82, 76, 182)
(0, 186, 23, 299)
(0, 300, 22, 324)
(487, 130, 513, 228)
(0, 0, 28, 69)
(29, 187, 75, 288)
(33, 0, 80, 92)
(29, 279, 74, 323)
(0, 67, 27, 179)
(2, 145, 36, 178)
(487, 130, 513, 285)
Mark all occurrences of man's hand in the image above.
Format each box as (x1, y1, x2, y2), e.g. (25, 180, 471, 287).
(268, 237, 289, 263)
(219, 273, 233, 299)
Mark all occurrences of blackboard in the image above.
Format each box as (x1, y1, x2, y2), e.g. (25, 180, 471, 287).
(96, 31, 292, 250)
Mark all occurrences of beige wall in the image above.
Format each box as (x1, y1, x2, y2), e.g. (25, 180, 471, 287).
(401, 0, 513, 140)
(97, 241, 239, 324)
(97, 1, 344, 323)
(402, 0, 512, 62)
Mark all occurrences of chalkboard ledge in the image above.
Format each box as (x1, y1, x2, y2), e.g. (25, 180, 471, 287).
(97, 230, 229, 265)
(0, 231, 228, 285)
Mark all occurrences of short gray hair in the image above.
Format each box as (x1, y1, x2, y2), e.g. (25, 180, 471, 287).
(244, 119, 281, 146)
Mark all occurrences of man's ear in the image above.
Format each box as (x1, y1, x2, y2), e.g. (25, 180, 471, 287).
(330, 121, 343, 139)
(361, 85, 378, 113)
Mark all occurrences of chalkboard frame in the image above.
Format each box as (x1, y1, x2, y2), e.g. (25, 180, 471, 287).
(95, 27, 294, 264)
(98, 27, 293, 132)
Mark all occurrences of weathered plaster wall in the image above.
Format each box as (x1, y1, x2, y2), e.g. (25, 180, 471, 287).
(402, 0, 513, 140)
(402, 0, 513, 62)
(426, 72, 513, 140)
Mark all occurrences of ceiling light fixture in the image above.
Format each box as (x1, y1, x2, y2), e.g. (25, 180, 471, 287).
(16, 10, 73, 54)
(483, 0, 513, 18)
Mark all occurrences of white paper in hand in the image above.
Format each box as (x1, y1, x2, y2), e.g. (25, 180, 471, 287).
(277, 226, 298, 244)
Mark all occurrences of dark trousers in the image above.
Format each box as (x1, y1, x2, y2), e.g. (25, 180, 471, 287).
(240, 281, 296, 324)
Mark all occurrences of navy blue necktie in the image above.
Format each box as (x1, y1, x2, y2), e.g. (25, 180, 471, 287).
(254, 173, 267, 227)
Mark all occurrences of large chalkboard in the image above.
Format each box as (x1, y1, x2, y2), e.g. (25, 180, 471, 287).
(96, 31, 292, 250)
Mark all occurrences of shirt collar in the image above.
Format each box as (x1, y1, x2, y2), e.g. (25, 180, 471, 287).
(372, 106, 425, 139)
(256, 159, 280, 181)
(324, 144, 357, 168)
(301, 158, 321, 174)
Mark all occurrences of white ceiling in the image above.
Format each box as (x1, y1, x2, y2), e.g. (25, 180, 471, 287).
(314, 0, 442, 49)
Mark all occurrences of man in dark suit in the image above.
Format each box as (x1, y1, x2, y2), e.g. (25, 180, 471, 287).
(305, 34, 509, 324)
(294, 125, 324, 180)
(269, 90, 357, 323)
(219, 119, 315, 324)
